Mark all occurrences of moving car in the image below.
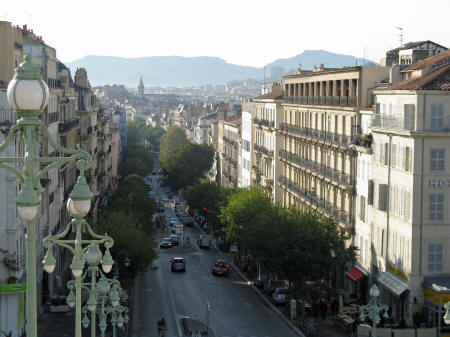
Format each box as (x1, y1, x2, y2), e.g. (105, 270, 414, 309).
(170, 234, 180, 246)
(169, 218, 179, 225)
(272, 287, 290, 305)
(254, 274, 268, 288)
(197, 235, 212, 249)
(170, 257, 186, 272)
(183, 217, 194, 227)
(211, 260, 229, 276)
(160, 237, 172, 249)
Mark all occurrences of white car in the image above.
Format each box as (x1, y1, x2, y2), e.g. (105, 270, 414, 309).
(272, 287, 290, 305)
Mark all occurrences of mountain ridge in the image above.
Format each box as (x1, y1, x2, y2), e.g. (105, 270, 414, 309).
(65, 50, 376, 87)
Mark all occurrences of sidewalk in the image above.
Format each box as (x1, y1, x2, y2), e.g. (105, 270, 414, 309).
(37, 309, 78, 337)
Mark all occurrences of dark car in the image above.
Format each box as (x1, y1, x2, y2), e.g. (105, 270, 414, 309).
(211, 260, 229, 276)
(254, 274, 268, 288)
(170, 234, 180, 246)
(263, 280, 285, 295)
(171, 257, 186, 272)
(160, 237, 172, 249)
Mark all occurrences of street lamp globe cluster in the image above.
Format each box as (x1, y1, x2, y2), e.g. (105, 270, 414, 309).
(359, 284, 389, 336)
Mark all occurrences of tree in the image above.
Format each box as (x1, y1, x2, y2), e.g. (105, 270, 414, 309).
(98, 211, 158, 277)
(119, 144, 154, 177)
(159, 126, 187, 165)
(163, 143, 214, 190)
(145, 126, 165, 151)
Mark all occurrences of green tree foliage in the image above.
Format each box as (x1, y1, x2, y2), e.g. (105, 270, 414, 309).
(182, 180, 233, 228)
(144, 126, 165, 151)
(220, 188, 356, 290)
(119, 144, 154, 178)
(126, 120, 146, 146)
(99, 174, 158, 277)
(159, 126, 188, 165)
(163, 143, 214, 190)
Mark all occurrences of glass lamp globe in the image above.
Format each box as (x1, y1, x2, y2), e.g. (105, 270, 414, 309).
(99, 318, 107, 332)
(7, 55, 50, 114)
(42, 250, 56, 273)
(444, 310, 450, 325)
(66, 290, 76, 308)
(82, 315, 90, 329)
(97, 277, 110, 296)
(17, 205, 39, 222)
(72, 268, 83, 278)
(369, 284, 380, 298)
(86, 245, 102, 266)
(117, 314, 124, 328)
(67, 198, 91, 216)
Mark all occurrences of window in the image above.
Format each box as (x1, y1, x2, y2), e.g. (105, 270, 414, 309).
(430, 104, 443, 130)
(430, 149, 445, 171)
(429, 193, 444, 221)
(428, 243, 443, 272)
(378, 184, 388, 211)
(243, 140, 250, 152)
(391, 144, 397, 167)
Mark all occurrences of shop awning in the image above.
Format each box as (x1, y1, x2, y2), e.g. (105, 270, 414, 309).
(423, 276, 450, 306)
(377, 272, 408, 297)
(346, 267, 366, 282)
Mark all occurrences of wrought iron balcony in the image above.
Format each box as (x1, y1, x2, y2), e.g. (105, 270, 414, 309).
(0, 109, 18, 126)
(59, 118, 79, 134)
(284, 95, 357, 107)
(372, 114, 415, 131)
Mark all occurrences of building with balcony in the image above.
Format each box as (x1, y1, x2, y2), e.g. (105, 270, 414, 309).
(252, 90, 283, 201)
(279, 65, 390, 230)
(219, 117, 241, 188)
(241, 102, 254, 188)
(366, 51, 450, 327)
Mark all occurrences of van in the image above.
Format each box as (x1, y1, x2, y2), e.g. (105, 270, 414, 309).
(197, 235, 212, 249)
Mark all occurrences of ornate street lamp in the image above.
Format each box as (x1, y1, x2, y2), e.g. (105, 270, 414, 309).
(65, 244, 121, 337)
(42, 190, 114, 337)
(0, 55, 93, 337)
(359, 284, 389, 337)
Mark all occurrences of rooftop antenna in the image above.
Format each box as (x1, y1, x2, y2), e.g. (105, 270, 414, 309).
(396, 27, 404, 47)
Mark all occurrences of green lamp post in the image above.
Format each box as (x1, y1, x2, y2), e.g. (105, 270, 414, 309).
(65, 244, 122, 337)
(42, 193, 114, 337)
(0, 55, 93, 337)
(359, 284, 389, 337)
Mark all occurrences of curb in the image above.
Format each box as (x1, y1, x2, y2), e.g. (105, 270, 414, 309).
(192, 219, 305, 337)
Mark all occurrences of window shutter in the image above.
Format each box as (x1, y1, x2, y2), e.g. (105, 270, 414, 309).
(391, 144, 397, 167)
(379, 184, 388, 211)
(368, 180, 374, 205)
(384, 143, 389, 166)
(402, 145, 406, 170)
(404, 191, 410, 221)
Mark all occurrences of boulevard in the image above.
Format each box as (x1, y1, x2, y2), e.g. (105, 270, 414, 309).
(129, 172, 298, 337)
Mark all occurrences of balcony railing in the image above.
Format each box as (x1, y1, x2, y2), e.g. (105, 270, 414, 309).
(372, 114, 415, 131)
(279, 123, 351, 147)
(284, 96, 357, 108)
(278, 149, 353, 187)
(278, 175, 352, 226)
(0, 109, 18, 126)
(223, 136, 237, 148)
(59, 118, 79, 134)
(47, 111, 59, 124)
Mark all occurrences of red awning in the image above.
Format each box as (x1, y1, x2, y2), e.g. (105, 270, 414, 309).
(346, 267, 366, 282)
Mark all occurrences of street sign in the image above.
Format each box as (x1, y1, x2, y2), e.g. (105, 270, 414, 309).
(0, 283, 26, 294)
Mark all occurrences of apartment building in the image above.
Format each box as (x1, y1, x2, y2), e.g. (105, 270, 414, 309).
(366, 51, 450, 328)
(253, 90, 283, 201)
(219, 117, 241, 188)
(241, 102, 255, 188)
(0, 21, 23, 83)
(279, 66, 390, 231)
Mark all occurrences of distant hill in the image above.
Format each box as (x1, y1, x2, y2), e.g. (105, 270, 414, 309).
(65, 51, 376, 87)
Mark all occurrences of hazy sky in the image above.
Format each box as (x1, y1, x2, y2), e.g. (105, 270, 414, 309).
(2, 0, 449, 67)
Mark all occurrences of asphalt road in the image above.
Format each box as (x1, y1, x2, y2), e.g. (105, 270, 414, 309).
(129, 173, 298, 337)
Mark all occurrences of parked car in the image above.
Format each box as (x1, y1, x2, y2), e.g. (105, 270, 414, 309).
(254, 274, 268, 288)
(160, 237, 172, 249)
(170, 234, 180, 246)
(170, 257, 186, 272)
(272, 287, 290, 305)
(211, 260, 229, 276)
(169, 218, 178, 225)
(263, 280, 285, 295)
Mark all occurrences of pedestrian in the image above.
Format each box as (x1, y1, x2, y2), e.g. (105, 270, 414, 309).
(331, 298, 338, 318)
(320, 299, 327, 320)
(194, 329, 200, 337)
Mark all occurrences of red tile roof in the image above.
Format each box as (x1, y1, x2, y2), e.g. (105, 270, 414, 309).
(225, 116, 242, 126)
(402, 49, 450, 71)
(254, 90, 284, 100)
(390, 64, 450, 90)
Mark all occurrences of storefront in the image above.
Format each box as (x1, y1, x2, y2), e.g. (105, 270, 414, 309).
(345, 265, 368, 303)
(0, 283, 26, 337)
(423, 276, 450, 337)
(376, 271, 409, 323)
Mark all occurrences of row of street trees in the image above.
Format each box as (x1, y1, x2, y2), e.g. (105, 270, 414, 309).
(97, 120, 163, 278)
